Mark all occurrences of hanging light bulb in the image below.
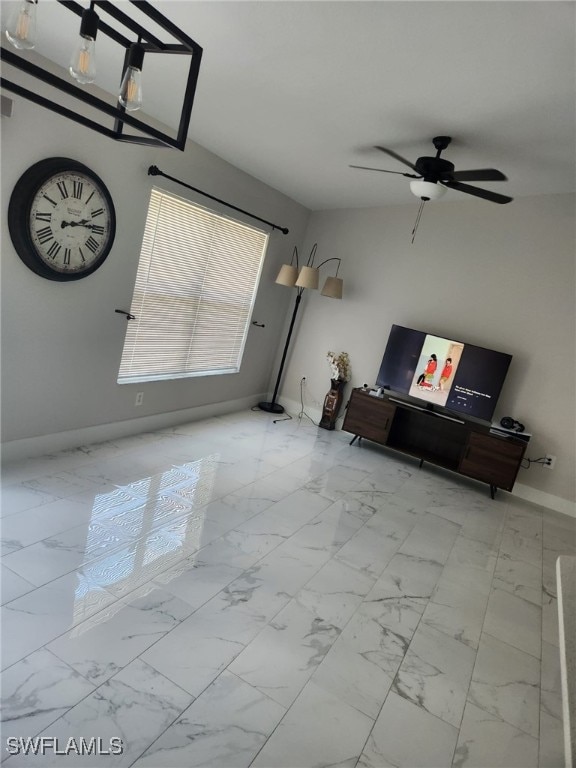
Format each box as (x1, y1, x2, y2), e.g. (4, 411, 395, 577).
(69, 4, 99, 84)
(5, 0, 38, 50)
(118, 42, 145, 111)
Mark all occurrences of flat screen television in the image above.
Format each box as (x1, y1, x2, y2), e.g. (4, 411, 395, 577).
(375, 324, 512, 423)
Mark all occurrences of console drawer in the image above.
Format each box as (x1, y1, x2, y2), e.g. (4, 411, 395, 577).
(343, 391, 395, 445)
(460, 432, 526, 490)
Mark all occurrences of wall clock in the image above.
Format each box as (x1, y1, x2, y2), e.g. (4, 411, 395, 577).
(8, 157, 116, 281)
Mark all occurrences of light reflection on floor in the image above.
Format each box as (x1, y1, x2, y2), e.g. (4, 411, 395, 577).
(74, 456, 219, 625)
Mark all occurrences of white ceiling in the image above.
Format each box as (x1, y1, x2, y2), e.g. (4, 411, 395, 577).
(4, 1, 576, 210)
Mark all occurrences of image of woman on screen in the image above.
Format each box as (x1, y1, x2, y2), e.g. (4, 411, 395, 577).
(417, 354, 437, 388)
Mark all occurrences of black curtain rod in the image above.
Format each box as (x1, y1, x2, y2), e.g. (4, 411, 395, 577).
(147, 166, 289, 235)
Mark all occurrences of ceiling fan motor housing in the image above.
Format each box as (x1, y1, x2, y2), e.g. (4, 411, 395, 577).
(415, 156, 455, 181)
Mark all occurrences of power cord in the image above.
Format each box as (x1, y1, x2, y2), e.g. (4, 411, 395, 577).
(250, 403, 292, 423)
(297, 377, 318, 426)
(254, 378, 345, 429)
(521, 456, 554, 469)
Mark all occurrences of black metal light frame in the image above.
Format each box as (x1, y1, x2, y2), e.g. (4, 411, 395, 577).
(0, 0, 203, 151)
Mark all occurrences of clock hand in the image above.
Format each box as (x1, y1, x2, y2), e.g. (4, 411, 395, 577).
(61, 219, 94, 229)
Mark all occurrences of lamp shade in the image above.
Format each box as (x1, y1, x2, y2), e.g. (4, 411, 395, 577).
(321, 276, 343, 299)
(409, 180, 446, 201)
(295, 266, 319, 290)
(275, 264, 298, 287)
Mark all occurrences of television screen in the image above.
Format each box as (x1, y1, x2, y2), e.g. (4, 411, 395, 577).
(375, 325, 512, 422)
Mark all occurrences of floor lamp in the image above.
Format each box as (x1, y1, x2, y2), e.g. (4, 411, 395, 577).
(258, 244, 344, 415)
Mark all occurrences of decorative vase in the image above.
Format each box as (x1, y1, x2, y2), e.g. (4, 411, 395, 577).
(319, 378, 346, 430)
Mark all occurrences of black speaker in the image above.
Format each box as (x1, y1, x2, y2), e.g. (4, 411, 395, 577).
(500, 416, 525, 433)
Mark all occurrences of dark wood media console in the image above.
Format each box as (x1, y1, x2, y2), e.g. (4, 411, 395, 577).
(342, 388, 528, 498)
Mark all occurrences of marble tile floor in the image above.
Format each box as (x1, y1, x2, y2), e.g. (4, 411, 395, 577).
(1, 409, 574, 767)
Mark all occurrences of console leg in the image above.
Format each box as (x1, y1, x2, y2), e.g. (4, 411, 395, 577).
(490, 484, 497, 500)
(419, 458, 424, 469)
(350, 435, 358, 446)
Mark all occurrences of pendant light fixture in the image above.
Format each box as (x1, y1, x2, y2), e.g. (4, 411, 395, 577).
(118, 41, 144, 111)
(1, 0, 203, 151)
(5, 0, 38, 50)
(69, 2, 99, 84)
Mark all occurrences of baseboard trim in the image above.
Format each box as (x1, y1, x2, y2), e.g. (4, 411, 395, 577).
(1, 395, 266, 463)
(511, 483, 576, 519)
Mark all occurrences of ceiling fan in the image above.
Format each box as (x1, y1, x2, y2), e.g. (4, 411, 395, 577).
(351, 136, 513, 240)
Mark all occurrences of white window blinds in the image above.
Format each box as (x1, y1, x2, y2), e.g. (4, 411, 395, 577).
(118, 188, 268, 383)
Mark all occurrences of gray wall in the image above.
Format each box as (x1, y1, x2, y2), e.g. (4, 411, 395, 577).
(2, 88, 574, 513)
(1, 94, 309, 445)
(277, 195, 575, 511)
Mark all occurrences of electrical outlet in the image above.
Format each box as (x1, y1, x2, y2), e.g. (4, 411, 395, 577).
(135, 392, 144, 407)
(544, 454, 556, 470)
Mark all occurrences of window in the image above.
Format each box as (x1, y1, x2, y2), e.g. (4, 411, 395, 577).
(118, 188, 268, 384)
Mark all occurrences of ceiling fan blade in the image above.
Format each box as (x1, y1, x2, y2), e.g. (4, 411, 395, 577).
(374, 146, 418, 172)
(443, 181, 513, 204)
(349, 164, 420, 178)
(449, 169, 508, 182)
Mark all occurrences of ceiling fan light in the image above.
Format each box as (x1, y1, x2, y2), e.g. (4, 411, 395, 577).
(410, 180, 446, 201)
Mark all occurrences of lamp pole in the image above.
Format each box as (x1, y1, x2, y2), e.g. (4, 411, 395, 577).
(257, 289, 303, 415)
(257, 245, 342, 418)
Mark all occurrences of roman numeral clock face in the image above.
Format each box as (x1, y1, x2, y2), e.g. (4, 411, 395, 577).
(9, 158, 116, 281)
